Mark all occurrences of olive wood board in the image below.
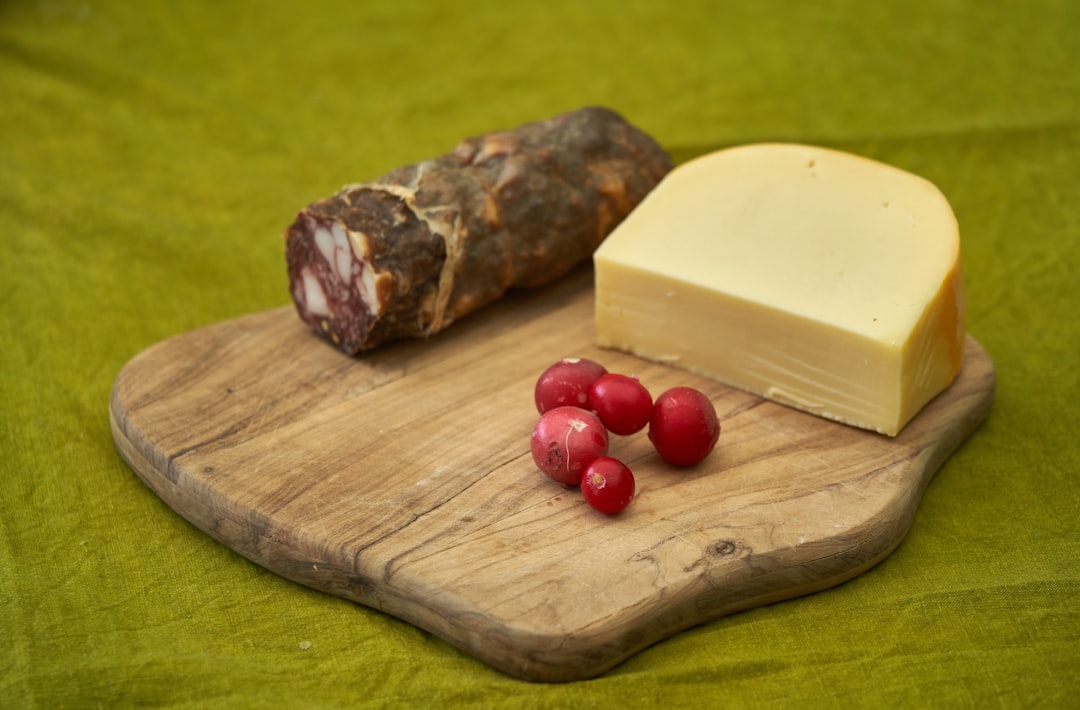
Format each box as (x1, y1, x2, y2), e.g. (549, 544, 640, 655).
(109, 268, 995, 682)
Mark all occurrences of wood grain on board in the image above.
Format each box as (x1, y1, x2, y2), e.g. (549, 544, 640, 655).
(110, 268, 995, 682)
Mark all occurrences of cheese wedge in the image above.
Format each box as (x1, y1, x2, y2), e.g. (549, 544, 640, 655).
(593, 143, 965, 436)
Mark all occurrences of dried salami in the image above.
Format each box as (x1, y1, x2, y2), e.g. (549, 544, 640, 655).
(285, 106, 672, 354)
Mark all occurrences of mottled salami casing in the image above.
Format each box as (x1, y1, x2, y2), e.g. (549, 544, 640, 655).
(285, 106, 672, 354)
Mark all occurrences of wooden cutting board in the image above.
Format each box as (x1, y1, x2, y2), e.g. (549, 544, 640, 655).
(109, 268, 995, 682)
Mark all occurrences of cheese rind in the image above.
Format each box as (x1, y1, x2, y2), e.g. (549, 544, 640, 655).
(593, 143, 965, 436)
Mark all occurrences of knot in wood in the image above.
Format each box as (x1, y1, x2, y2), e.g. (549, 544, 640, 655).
(682, 539, 742, 574)
(710, 540, 739, 557)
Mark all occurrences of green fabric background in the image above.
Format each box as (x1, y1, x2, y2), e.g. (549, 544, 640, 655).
(2, 0, 1078, 707)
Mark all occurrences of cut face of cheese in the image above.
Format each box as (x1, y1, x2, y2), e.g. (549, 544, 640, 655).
(593, 143, 965, 436)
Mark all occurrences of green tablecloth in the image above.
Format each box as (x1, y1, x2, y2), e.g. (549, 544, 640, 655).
(3, 1, 1077, 707)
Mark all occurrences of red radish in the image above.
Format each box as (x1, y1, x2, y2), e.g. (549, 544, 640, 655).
(648, 387, 721, 467)
(530, 406, 609, 485)
(534, 357, 608, 413)
(588, 373, 653, 435)
(581, 457, 635, 515)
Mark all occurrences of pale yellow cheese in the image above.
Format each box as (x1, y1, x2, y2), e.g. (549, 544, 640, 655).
(593, 143, 965, 436)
